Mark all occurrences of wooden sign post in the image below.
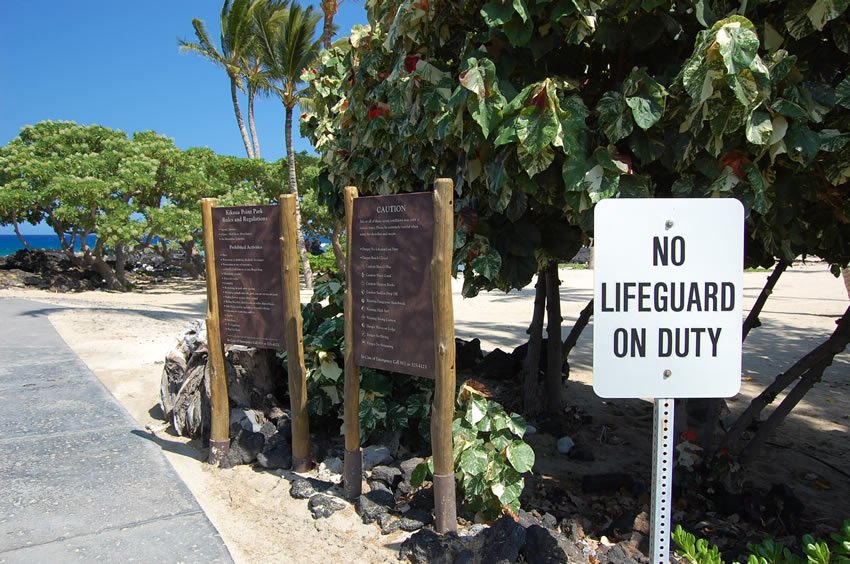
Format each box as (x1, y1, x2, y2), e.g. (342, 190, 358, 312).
(279, 194, 312, 473)
(342, 179, 457, 533)
(200, 197, 311, 471)
(430, 179, 457, 534)
(343, 186, 362, 499)
(201, 198, 231, 465)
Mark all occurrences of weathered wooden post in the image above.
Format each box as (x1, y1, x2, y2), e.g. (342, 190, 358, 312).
(200, 198, 230, 464)
(431, 178, 457, 534)
(343, 186, 362, 499)
(279, 194, 312, 472)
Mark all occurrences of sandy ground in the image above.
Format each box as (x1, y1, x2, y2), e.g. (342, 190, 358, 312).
(1, 262, 848, 560)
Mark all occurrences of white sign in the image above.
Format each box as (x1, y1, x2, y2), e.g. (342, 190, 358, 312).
(593, 198, 744, 399)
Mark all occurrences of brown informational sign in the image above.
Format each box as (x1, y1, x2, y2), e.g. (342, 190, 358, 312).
(211, 205, 284, 349)
(351, 192, 435, 378)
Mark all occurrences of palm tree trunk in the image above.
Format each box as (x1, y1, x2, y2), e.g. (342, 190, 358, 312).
(842, 267, 850, 299)
(230, 75, 254, 159)
(285, 104, 314, 290)
(248, 85, 261, 159)
(321, 1, 337, 49)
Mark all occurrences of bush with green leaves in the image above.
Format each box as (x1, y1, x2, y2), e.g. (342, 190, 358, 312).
(412, 386, 535, 520)
(292, 273, 434, 444)
(673, 520, 850, 564)
(303, 1, 850, 294)
(306, 251, 338, 274)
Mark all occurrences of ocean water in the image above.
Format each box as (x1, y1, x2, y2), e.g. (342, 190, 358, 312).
(0, 234, 98, 257)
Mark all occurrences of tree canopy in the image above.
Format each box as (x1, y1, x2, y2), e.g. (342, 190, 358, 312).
(302, 0, 850, 293)
(0, 121, 320, 289)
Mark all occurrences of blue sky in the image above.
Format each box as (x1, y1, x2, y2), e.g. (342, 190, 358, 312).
(0, 0, 367, 234)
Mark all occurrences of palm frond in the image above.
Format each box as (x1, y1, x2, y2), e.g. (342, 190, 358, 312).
(178, 19, 226, 69)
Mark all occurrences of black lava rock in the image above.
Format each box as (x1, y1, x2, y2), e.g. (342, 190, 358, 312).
(522, 525, 567, 564)
(308, 494, 346, 519)
(290, 478, 316, 499)
(220, 429, 265, 468)
(456, 338, 482, 371)
(290, 477, 334, 500)
(355, 491, 393, 524)
(475, 348, 519, 380)
(480, 516, 527, 564)
(399, 529, 458, 564)
(256, 438, 292, 470)
(370, 465, 403, 489)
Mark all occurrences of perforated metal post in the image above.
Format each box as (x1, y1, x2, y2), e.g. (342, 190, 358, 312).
(650, 398, 674, 563)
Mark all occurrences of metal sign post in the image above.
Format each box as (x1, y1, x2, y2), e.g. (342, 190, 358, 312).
(650, 398, 674, 563)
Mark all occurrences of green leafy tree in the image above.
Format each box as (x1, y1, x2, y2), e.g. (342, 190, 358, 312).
(253, 0, 323, 289)
(302, 0, 850, 422)
(0, 121, 294, 288)
(0, 122, 169, 289)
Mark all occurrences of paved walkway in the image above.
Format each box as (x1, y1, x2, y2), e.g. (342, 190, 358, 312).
(0, 298, 232, 562)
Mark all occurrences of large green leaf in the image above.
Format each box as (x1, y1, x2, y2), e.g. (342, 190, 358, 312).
(715, 21, 760, 76)
(505, 441, 535, 473)
(491, 469, 524, 506)
(744, 164, 771, 215)
(466, 395, 489, 426)
(472, 248, 503, 280)
(624, 69, 667, 130)
(785, 123, 821, 164)
(459, 446, 489, 475)
(517, 144, 554, 177)
(745, 110, 773, 145)
(319, 358, 343, 381)
(459, 58, 487, 98)
(836, 76, 850, 109)
(516, 100, 560, 154)
(513, 0, 530, 22)
(504, 16, 534, 46)
(410, 460, 431, 487)
(806, 0, 850, 32)
(597, 91, 633, 143)
(481, 1, 514, 26)
(819, 129, 850, 152)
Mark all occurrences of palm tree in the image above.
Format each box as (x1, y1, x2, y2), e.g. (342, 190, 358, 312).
(319, 0, 341, 49)
(254, 0, 322, 289)
(319, 0, 348, 275)
(180, 0, 257, 158)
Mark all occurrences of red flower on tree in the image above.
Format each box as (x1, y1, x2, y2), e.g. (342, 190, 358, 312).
(720, 151, 752, 178)
(404, 55, 421, 73)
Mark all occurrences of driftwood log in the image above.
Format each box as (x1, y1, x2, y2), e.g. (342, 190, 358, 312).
(159, 321, 284, 439)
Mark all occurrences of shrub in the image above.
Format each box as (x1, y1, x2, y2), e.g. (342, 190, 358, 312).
(412, 385, 535, 520)
(287, 273, 433, 445)
(673, 520, 850, 564)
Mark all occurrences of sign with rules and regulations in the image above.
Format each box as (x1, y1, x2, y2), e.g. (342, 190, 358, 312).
(593, 198, 744, 399)
(211, 204, 284, 349)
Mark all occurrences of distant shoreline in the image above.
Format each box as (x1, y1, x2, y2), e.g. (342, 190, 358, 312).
(0, 234, 98, 257)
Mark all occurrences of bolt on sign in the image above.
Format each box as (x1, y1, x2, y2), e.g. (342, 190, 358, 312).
(350, 192, 436, 378)
(593, 198, 744, 399)
(211, 205, 284, 349)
